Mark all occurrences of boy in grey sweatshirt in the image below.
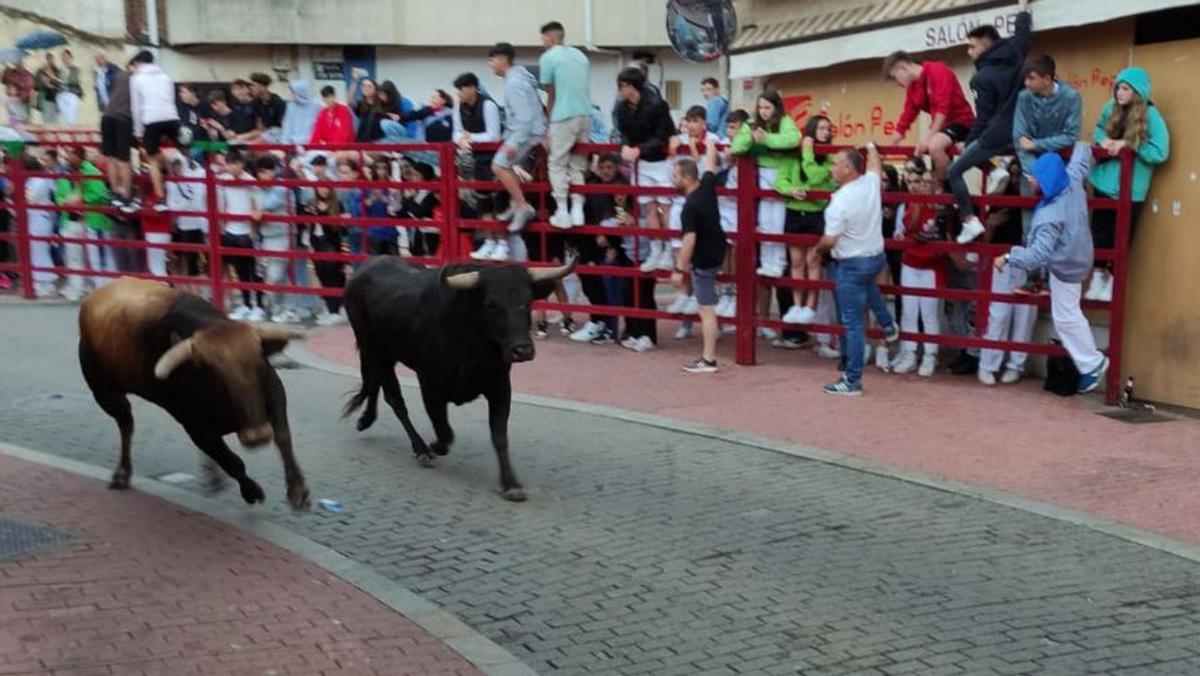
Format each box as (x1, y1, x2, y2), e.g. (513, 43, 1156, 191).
(994, 142, 1108, 393)
(487, 42, 547, 233)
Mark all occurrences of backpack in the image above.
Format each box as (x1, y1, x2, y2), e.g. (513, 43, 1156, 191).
(1044, 339, 1079, 397)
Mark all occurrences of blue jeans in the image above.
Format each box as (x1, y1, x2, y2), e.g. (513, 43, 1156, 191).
(600, 275, 629, 336)
(292, 253, 317, 313)
(833, 253, 895, 386)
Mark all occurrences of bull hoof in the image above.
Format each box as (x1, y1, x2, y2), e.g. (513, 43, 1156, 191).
(501, 487, 527, 502)
(108, 474, 131, 491)
(416, 453, 436, 468)
(239, 478, 266, 505)
(288, 484, 312, 511)
(355, 414, 375, 432)
(431, 440, 451, 456)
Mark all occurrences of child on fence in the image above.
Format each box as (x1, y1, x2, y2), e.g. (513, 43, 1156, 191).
(252, 154, 299, 323)
(715, 110, 749, 321)
(218, 150, 265, 321)
(996, 142, 1109, 393)
(891, 168, 944, 377)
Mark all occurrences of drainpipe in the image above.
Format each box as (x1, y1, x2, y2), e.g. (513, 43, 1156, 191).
(145, 0, 160, 47)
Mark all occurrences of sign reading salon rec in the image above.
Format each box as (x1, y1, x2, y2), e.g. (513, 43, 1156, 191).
(922, 10, 1021, 49)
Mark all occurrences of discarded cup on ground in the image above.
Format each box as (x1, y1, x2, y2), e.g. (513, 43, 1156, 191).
(317, 498, 342, 513)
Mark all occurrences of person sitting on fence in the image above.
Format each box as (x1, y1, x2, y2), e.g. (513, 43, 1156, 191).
(1086, 66, 1170, 303)
(488, 42, 547, 234)
(714, 109, 749, 321)
(884, 51, 976, 191)
(251, 154, 300, 323)
(310, 85, 356, 146)
(454, 72, 509, 262)
(776, 113, 836, 327)
(613, 65, 676, 274)
(129, 50, 182, 213)
(890, 165, 944, 378)
(995, 142, 1109, 394)
(218, 149, 265, 322)
(569, 152, 631, 346)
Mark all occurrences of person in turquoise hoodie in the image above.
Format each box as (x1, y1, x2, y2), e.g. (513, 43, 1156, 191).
(995, 142, 1108, 394)
(731, 89, 799, 314)
(1086, 66, 1170, 302)
(774, 113, 837, 326)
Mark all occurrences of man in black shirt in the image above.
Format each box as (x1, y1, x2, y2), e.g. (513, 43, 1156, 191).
(614, 66, 677, 273)
(228, 79, 263, 142)
(249, 72, 287, 139)
(671, 141, 726, 374)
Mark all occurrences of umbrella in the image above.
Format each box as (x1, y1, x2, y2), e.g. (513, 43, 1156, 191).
(16, 31, 68, 51)
(0, 47, 26, 64)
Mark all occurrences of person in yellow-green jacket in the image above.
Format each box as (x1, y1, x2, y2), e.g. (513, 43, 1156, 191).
(775, 114, 837, 326)
(731, 90, 799, 283)
(54, 146, 113, 299)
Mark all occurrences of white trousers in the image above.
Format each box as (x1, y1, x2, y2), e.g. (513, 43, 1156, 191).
(260, 234, 291, 308)
(756, 167, 786, 269)
(28, 214, 56, 284)
(145, 232, 172, 278)
(899, 264, 942, 356)
(814, 265, 837, 346)
(1050, 275, 1106, 374)
(55, 92, 81, 125)
(979, 266, 1037, 373)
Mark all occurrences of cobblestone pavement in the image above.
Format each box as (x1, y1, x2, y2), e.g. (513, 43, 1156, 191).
(0, 454, 480, 676)
(4, 305, 1200, 675)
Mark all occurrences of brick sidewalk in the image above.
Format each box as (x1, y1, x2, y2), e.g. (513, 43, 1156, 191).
(0, 454, 480, 676)
(308, 323, 1200, 544)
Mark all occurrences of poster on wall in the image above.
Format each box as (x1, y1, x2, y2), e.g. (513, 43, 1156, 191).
(313, 61, 344, 81)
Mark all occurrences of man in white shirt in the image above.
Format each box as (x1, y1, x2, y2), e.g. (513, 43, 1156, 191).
(128, 50, 181, 212)
(808, 142, 900, 396)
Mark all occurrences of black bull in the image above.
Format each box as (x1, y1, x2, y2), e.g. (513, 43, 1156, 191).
(341, 258, 574, 501)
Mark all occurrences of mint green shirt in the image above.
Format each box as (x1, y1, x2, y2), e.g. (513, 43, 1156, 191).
(538, 45, 592, 122)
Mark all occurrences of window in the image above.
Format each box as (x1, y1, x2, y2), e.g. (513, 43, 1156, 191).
(664, 80, 683, 110)
(1135, 6, 1200, 45)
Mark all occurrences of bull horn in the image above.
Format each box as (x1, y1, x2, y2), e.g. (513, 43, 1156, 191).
(528, 259, 576, 283)
(153, 338, 195, 380)
(444, 271, 481, 291)
(256, 325, 305, 342)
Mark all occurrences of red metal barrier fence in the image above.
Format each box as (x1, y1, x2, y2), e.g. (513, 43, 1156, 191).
(0, 139, 1134, 403)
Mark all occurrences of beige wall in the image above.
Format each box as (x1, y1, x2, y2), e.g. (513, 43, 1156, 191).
(1123, 38, 1200, 408)
(165, 0, 669, 47)
(1, 0, 126, 39)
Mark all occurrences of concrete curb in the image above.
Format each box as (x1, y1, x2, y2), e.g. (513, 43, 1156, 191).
(0, 441, 538, 676)
(286, 340, 1200, 567)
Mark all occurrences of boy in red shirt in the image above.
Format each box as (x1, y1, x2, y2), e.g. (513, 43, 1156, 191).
(884, 52, 975, 190)
(310, 85, 356, 145)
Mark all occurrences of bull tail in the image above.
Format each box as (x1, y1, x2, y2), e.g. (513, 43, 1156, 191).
(341, 386, 369, 420)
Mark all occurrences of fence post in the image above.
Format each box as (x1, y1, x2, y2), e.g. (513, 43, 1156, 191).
(11, 156, 33, 299)
(734, 154, 757, 366)
(441, 143, 459, 263)
(206, 164, 224, 312)
(1105, 148, 1135, 406)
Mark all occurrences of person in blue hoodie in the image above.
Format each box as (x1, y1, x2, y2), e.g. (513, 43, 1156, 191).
(994, 142, 1108, 393)
(280, 79, 320, 145)
(1085, 66, 1170, 302)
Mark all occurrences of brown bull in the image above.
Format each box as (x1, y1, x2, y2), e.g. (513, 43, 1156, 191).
(78, 278, 310, 509)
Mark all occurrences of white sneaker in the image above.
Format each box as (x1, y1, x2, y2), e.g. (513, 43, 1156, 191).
(639, 246, 663, 273)
(471, 240, 496, 260)
(666, 295, 690, 314)
(715, 295, 736, 319)
(956, 215, 986, 244)
(674, 323, 693, 340)
(495, 206, 516, 222)
(816, 343, 841, 360)
(782, 306, 816, 324)
(756, 264, 785, 278)
(60, 287, 86, 302)
(620, 335, 640, 350)
(681, 296, 699, 315)
(978, 369, 997, 386)
(245, 306, 267, 323)
(570, 197, 586, 226)
(278, 309, 303, 324)
(316, 311, 347, 326)
(986, 163, 1011, 195)
(507, 205, 537, 233)
(757, 327, 779, 341)
(918, 353, 937, 378)
(655, 247, 676, 271)
(549, 207, 572, 230)
(569, 321, 605, 343)
(1083, 270, 1102, 301)
(491, 239, 511, 261)
(631, 336, 657, 352)
(891, 351, 917, 374)
(864, 343, 873, 363)
(1097, 273, 1114, 302)
(1001, 368, 1022, 384)
(227, 304, 250, 321)
(875, 345, 892, 372)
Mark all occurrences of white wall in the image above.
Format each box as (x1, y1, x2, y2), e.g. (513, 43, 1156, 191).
(2, 0, 126, 39)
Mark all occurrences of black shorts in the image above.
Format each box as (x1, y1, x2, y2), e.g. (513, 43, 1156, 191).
(939, 124, 970, 145)
(784, 210, 825, 237)
(142, 119, 181, 155)
(173, 229, 205, 276)
(523, 231, 567, 263)
(101, 115, 133, 160)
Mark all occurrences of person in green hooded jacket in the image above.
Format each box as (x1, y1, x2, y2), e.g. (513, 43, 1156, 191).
(1086, 66, 1169, 302)
(775, 113, 837, 326)
(54, 146, 113, 296)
